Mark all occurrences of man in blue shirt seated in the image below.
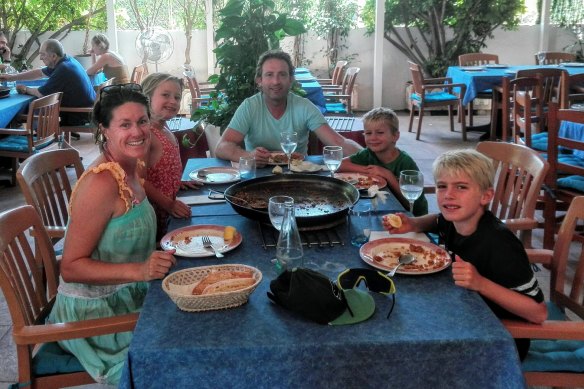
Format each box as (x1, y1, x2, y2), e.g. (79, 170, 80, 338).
(214, 50, 362, 166)
(0, 39, 96, 126)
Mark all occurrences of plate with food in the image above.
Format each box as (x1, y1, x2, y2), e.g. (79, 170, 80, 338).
(334, 172, 387, 191)
(359, 238, 451, 275)
(161, 225, 242, 258)
(268, 152, 304, 165)
(189, 167, 240, 184)
(290, 160, 323, 173)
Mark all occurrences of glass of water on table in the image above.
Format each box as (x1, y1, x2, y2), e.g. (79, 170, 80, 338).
(323, 146, 343, 177)
(399, 170, 424, 214)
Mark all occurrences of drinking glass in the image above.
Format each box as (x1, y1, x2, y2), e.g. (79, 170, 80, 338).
(239, 156, 256, 180)
(183, 63, 193, 77)
(399, 170, 424, 214)
(280, 131, 298, 172)
(349, 205, 371, 247)
(323, 146, 343, 177)
(537, 52, 546, 65)
(268, 196, 294, 231)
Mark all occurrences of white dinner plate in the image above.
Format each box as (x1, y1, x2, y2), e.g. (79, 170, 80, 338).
(359, 238, 452, 275)
(334, 172, 388, 191)
(571, 103, 584, 111)
(561, 62, 584, 68)
(460, 66, 484, 71)
(484, 64, 508, 69)
(290, 160, 323, 173)
(504, 69, 517, 75)
(161, 225, 242, 258)
(189, 167, 240, 184)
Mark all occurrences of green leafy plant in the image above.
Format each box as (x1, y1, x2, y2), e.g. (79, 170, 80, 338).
(191, 0, 306, 130)
(362, 0, 524, 77)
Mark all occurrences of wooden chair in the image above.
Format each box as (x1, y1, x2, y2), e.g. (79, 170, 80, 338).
(542, 103, 584, 249)
(516, 68, 566, 130)
(130, 63, 148, 84)
(59, 78, 115, 142)
(458, 53, 499, 126)
(184, 73, 214, 113)
(534, 51, 577, 65)
(511, 78, 545, 149)
(407, 61, 467, 141)
(0, 92, 63, 186)
(476, 141, 549, 248)
(560, 72, 584, 109)
(317, 60, 348, 87)
(502, 196, 584, 387)
(0, 205, 138, 389)
(16, 148, 84, 244)
(323, 66, 360, 115)
(499, 76, 543, 144)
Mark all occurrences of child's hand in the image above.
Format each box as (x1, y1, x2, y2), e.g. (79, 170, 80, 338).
(169, 199, 192, 218)
(181, 180, 203, 190)
(364, 165, 393, 180)
(451, 255, 484, 292)
(382, 212, 412, 234)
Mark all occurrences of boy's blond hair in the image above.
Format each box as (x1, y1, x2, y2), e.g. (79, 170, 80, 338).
(362, 107, 399, 135)
(432, 149, 494, 192)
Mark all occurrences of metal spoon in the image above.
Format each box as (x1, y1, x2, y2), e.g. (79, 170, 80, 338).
(387, 253, 416, 277)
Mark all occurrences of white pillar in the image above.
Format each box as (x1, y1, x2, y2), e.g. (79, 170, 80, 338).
(539, 0, 551, 52)
(373, 0, 385, 107)
(106, 0, 118, 51)
(205, 0, 215, 76)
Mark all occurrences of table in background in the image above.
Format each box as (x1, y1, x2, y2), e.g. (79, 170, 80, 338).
(17, 72, 107, 88)
(0, 91, 35, 127)
(119, 157, 526, 389)
(167, 117, 209, 168)
(560, 120, 584, 159)
(295, 67, 326, 114)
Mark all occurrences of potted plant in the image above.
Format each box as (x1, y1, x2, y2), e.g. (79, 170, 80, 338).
(191, 0, 306, 131)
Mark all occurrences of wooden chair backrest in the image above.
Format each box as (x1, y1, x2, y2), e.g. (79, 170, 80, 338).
(458, 53, 499, 66)
(341, 67, 360, 96)
(131, 63, 148, 84)
(331, 60, 348, 85)
(16, 148, 84, 240)
(25, 92, 63, 150)
(534, 51, 576, 65)
(0, 205, 59, 329)
(516, 68, 565, 107)
(476, 141, 549, 227)
(501, 76, 543, 142)
(408, 61, 425, 95)
(560, 72, 584, 109)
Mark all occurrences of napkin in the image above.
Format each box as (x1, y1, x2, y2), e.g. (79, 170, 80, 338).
(369, 230, 430, 243)
(177, 195, 226, 205)
(367, 185, 390, 209)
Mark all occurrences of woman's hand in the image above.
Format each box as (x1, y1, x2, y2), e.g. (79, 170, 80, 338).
(169, 199, 192, 218)
(142, 250, 176, 281)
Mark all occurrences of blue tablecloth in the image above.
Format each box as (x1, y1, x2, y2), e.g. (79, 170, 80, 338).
(18, 72, 107, 88)
(0, 91, 35, 127)
(119, 158, 526, 389)
(447, 65, 584, 106)
(560, 120, 584, 159)
(295, 69, 326, 114)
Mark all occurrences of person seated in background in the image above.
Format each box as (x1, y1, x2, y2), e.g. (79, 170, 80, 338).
(338, 107, 428, 216)
(0, 39, 95, 126)
(47, 83, 176, 385)
(86, 33, 130, 84)
(141, 73, 198, 241)
(383, 149, 546, 360)
(0, 31, 12, 71)
(214, 50, 362, 166)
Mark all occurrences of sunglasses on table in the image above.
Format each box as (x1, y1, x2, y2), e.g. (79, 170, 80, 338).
(337, 268, 396, 319)
(99, 83, 143, 100)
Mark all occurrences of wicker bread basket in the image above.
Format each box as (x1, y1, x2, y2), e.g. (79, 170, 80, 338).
(162, 264, 262, 312)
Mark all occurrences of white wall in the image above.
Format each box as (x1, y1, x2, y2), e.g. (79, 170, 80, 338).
(26, 25, 577, 111)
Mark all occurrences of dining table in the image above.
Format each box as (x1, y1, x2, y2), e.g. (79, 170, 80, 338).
(119, 157, 526, 388)
(447, 64, 584, 140)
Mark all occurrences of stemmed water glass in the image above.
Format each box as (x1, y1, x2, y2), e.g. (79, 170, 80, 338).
(183, 63, 193, 77)
(399, 170, 424, 214)
(323, 146, 343, 178)
(268, 196, 294, 231)
(280, 131, 298, 172)
(536, 52, 546, 66)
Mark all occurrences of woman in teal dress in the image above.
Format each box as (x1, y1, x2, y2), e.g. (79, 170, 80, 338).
(47, 83, 176, 385)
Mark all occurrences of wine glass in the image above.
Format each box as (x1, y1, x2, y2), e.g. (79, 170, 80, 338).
(268, 196, 294, 231)
(280, 131, 298, 172)
(323, 146, 343, 177)
(183, 63, 193, 77)
(536, 52, 546, 66)
(399, 170, 424, 214)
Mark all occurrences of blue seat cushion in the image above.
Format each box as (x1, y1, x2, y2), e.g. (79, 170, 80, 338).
(410, 92, 458, 103)
(523, 132, 573, 154)
(32, 341, 85, 376)
(0, 135, 53, 152)
(325, 102, 348, 114)
(523, 302, 584, 373)
(557, 175, 584, 193)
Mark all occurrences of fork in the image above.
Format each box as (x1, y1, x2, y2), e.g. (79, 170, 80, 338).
(201, 235, 224, 258)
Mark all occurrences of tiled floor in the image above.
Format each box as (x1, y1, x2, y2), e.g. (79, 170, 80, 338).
(0, 111, 563, 388)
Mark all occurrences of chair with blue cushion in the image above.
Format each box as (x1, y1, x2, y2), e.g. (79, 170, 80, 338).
(0, 205, 138, 389)
(502, 195, 584, 388)
(458, 53, 499, 127)
(560, 72, 584, 110)
(0, 92, 63, 186)
(323, 67, 360, 115)
(407, 61, 467, 141)
(317, 60, 348, 88)
(542, 103, 584, 249)
(184, 72, 214, 114)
